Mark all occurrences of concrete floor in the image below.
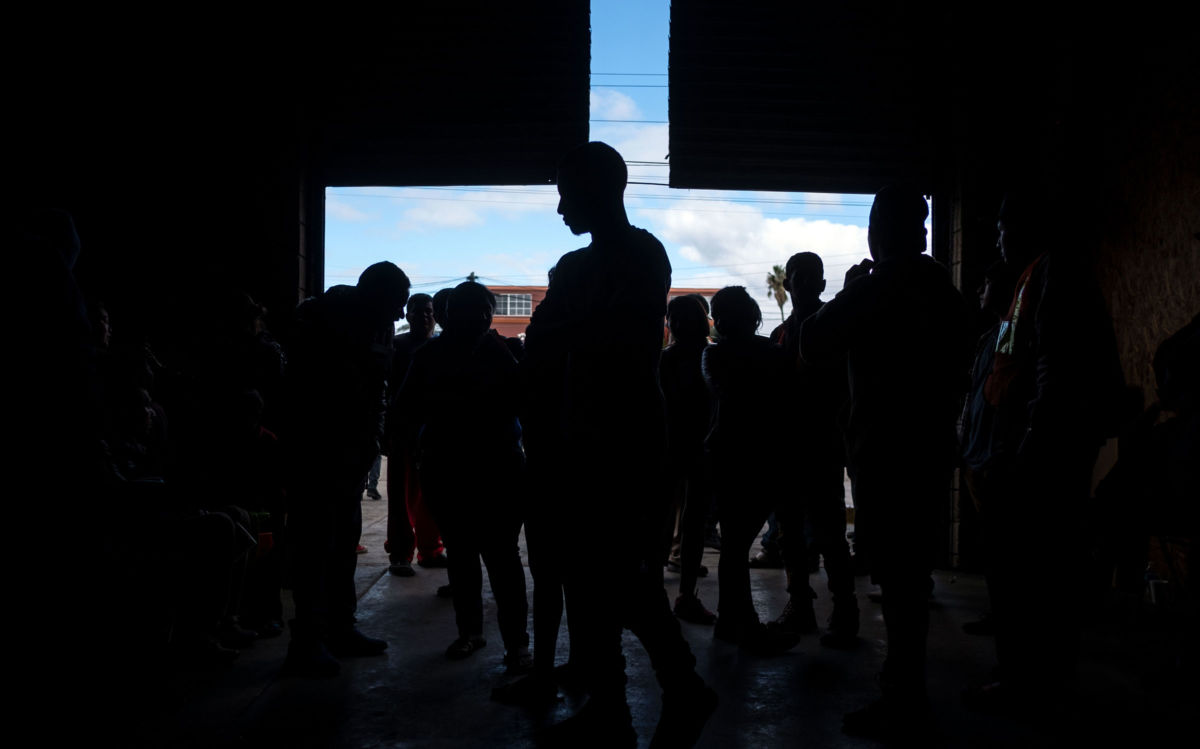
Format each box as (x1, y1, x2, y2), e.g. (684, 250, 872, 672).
(120, 461, 1194, 748)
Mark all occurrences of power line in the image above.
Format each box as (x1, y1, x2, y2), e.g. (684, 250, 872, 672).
(589, 119, 669, 124)
(330, 187, 871, 209)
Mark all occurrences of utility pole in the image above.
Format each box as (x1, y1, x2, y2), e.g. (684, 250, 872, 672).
(466, 272, 478, 282)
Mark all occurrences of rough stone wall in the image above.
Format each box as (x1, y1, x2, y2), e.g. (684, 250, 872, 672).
(1092, 66, 1200, 406)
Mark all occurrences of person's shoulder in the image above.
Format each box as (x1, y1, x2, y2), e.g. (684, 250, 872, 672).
(629, 226, 665, 250)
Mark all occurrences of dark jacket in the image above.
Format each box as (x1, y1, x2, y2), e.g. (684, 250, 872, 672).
(799, 254, 970, 473)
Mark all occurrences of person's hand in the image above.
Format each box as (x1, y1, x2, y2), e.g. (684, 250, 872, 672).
(844, 259, 875, 286)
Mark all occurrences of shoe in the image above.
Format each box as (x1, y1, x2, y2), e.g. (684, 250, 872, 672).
(326, 627, 388, 657)
(365, 488, 382, 500)
(740, 621, 801, 656)
(436, 583, 454, 599)
(666, 560, 709, 577)
(748, 550, 785, 569)
(245, 618, 284, 639)
(821, 597, 860, 649)
(961, 680, 1031, 715)
(491, 672, 559, 706)
(173, 634, 240, 669)
(541, 699, 636, 748)
(769, 597, 818, 636)
(503, 645, 534, 674)
(418, 553, 449, 568)
(962, 613, 996, 636)
(283, 639, 340, 677)
(703, 529, 722, 550)
(389, 560, 416, 577)
(674, 594, 717, 625)
(218, 617, 258, 649)
(842, 696, 934, 741)
(651, 682, 718, 749)
(445, 635, 486, 660)
(356, 544, 368, 554)
(554, 661, 586, 692)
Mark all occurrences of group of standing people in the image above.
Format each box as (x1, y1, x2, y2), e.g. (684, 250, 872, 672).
(280, 140, 1130, 746)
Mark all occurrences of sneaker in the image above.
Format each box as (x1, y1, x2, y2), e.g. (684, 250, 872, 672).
(962, 613, 996, 636)
(842, 696, 934, 741)
(283, 639, 340, 678)
(703, 528, 722, 550)
(743, 621, 801, 656)
(436, 583, 454, 599)
(445, 635, 486, 660)
(502, 646, 534, 674)
(554, 661, 586, 692)
(674, 594, 717, 625)
(770, 597, 818, 636)
(173, 634, 240, 669)
(541, 699, 636, 748)
(418, 553, 449, 568)
(326, 628, 388, 657)
(389, 560, 416, 577)
(748, 550, 785, 568)
(491, 672, 559, 706)
(218, 616, 258, 649)
(356, 544, 368, 554)
(651, 682, 718, 749)
(821, 597, 860, 649)
(365, 488, 382, 500)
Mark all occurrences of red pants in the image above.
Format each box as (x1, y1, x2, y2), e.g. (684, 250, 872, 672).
(385, 448, 444, 563)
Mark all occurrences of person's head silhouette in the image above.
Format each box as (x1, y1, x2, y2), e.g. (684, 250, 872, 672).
(868, 185, 928, 263)
(556, 141, 629, 236)
(405, 293, 435, 340)
(784, 252, 825, 304)
(357, 262, 411, 322)
(996, 192, 1048, 269)
(710, 286, 762, 341)
(667, 295, 711, 347)
(446, 281, 495, 338)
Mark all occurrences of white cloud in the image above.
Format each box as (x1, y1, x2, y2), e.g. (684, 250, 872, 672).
(398, 203, 485, 230)
(589, 122, 670, 164)
(327, 198, 370, 222)
(590, 89, 641, 121)
(638, 202, 872, 297)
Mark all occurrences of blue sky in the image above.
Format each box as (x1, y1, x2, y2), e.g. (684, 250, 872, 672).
(324, 1, 906, 325)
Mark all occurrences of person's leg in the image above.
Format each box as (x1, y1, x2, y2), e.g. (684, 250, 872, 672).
(407, 449, 444, 562)
(479, 494, 530, 657)
(385, 445, 416, 566)
(677, 457, 710, 599)
(364, 453, 382, 497)
(715, 465, 772, 638)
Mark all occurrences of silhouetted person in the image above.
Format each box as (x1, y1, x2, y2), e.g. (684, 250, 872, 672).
(958, 260, 1017, 637)
(964, 192, 1124, 712)
(431, 287, 453, 333)
(800, 185, 969, 739)
(495, 266, 577, 706)
(769, 252, 859, 647)
(703, 286, 800, 654)
(282, 261, 409, 676)
(395, 281, 530, 668)
(525, 142, 716, 747)
(660, 295, 716, 624)
(385, 293, 446, 577)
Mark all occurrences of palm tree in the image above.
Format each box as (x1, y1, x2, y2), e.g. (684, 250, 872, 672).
(766, 264, 788, 324)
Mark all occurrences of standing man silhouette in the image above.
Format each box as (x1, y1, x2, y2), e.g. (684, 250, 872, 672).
(801, 186, 968, 739)
(524, 142, 716, 748)
(283, 261, 409, 676)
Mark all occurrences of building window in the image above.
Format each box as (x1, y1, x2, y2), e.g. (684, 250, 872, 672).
(494, 293, 532, 316)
